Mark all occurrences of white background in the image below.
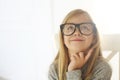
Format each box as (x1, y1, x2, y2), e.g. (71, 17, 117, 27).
(0, 0, 119, 80)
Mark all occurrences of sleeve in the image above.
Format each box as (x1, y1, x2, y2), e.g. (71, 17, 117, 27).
(48, 64, 58, 80)
(48, 63, 83, 80)
(91, 60, 112, 80)
(66, 69, 82, 80)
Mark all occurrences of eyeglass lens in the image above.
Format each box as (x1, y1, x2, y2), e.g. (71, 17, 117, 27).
(62, 23, 94, 36)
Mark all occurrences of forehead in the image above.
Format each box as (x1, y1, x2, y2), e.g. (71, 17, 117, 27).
(66, 14, 92, 24)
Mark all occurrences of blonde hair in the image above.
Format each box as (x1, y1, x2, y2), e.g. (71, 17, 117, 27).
(54, 9, 102, 80)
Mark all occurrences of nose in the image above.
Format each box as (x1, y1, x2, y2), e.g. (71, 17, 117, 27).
(73, 28, 81, 36)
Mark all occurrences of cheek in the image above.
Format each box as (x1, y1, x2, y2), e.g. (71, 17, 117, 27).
(86, 35, 94, 46)
(63, 36, 70, 46)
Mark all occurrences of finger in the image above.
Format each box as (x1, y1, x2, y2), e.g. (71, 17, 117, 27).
(84, 49, 93, 63)
(70, 55, 76, 61)
(73, 53, 79, 60)
(79, 52, 84, 60)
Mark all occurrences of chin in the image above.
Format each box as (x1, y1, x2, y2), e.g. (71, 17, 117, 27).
(73, 48, 86, 52)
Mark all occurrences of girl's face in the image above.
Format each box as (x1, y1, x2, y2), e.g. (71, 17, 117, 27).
(63, 14, 94, 53)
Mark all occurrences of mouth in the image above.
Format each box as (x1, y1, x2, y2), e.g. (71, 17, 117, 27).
(71, 39, 85, 41)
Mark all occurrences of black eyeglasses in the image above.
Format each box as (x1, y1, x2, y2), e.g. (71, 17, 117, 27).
(60, 22, 96, 36)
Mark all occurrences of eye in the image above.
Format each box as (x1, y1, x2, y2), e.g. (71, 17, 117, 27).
(67, 26, 74, 31)
(62, 24, 75, 35)
(82, 26, 90, 31)
(64, 24, 75, 31)
(80, 24, 93, 34)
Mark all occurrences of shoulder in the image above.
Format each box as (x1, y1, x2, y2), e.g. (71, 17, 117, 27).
(94, 57, 112, 69)
(49, 60, 58, 73)
(49, 61, 58, 71)
(92, 57, 112, 79)
(48, 60, 58, 79)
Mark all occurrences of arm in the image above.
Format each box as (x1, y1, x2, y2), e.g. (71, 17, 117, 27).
(66, 69, 82, 80)
(66, 56, 112, 80)
(48, 63, 83, 80)
(66, 49, 93, 80)
(66, 59, 112, 80)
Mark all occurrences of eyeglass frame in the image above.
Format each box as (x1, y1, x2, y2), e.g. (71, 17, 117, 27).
(60, 22, 96, 36)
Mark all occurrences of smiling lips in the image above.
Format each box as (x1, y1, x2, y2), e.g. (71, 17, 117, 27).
(71, 38, 85, 41)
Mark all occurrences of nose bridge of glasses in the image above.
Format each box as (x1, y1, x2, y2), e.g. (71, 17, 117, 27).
(74, 24, 81, 34)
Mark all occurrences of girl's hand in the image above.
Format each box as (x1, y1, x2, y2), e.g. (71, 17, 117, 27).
(68, 49, 93, 71)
